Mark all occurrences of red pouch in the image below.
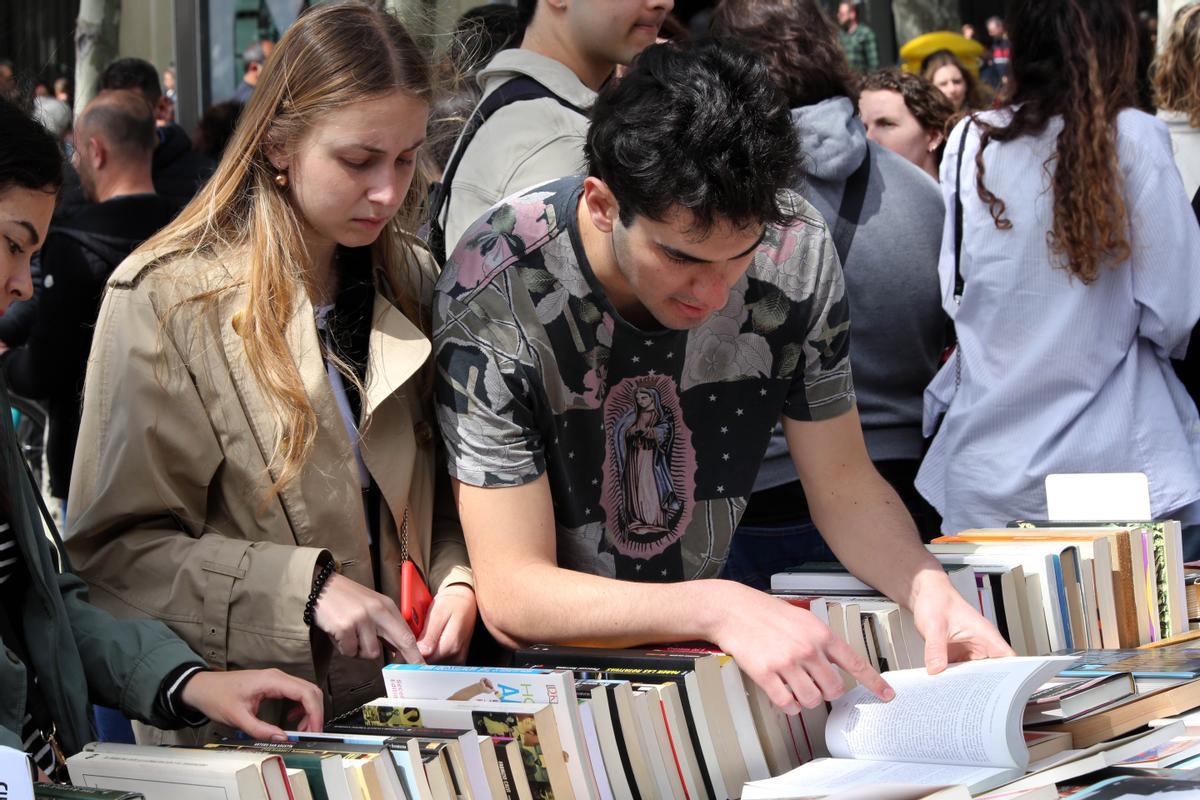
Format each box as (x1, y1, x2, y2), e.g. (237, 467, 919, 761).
(400, 558, 433, 638)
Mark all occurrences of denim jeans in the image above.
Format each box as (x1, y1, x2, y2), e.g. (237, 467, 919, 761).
(720, 519, 839, 592)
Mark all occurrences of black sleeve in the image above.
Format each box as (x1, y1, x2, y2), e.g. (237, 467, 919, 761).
(3, 238, 97, 400)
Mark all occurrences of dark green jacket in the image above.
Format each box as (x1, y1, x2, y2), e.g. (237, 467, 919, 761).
(0, 376, 200, 755)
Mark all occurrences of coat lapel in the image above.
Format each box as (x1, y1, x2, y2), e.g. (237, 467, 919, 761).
(215, 264, 361, 546)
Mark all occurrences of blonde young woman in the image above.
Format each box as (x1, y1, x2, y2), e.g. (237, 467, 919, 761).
(64, 2, 475, 737)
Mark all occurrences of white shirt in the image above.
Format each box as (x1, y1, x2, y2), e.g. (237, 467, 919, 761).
(917, 108, 1200, 533)
(1159, 109, 1200, 201)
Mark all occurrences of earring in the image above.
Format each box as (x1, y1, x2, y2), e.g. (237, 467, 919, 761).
(274, 171, 289, 188)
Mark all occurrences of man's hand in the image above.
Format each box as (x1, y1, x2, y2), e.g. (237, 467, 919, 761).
(179, 669, 324, 742)
(418, 583, 477, 664)
(708, 581, 895, 714)
(313, 572, 425, 664)
(910, 569, 1015, 674)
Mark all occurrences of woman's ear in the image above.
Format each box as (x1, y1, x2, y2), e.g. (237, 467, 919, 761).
(928, 129, 946, 152)
(263, 139, 289, 172)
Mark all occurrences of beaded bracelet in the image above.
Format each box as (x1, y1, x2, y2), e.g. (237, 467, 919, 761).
(303, 559, 336, 627)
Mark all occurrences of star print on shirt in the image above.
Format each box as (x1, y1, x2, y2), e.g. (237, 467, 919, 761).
(735, 408, 744, 416)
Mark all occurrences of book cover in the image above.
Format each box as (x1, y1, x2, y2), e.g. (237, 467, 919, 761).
(381, 664, 596, 800)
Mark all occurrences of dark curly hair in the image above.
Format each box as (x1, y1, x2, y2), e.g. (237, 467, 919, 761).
(972, 0, 1137, 284)
(0, 97, 64, 195)
(709, 0, 857, 108)
(584, 39, 801, 234)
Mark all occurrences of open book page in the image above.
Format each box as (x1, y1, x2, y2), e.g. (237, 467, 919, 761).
(740, 758, 1015, 797)
(826, 657, 1073, 770)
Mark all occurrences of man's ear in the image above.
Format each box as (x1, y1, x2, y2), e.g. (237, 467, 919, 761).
(581, 176, 620, 234)
(927, 129, 946, 152)
(89, 136, 107, 171)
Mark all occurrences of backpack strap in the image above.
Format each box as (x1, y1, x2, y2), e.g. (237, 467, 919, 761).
(428, 75, 588, 264)
(830, 143, 871, 266)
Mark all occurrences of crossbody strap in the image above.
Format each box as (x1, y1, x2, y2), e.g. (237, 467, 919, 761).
(429, 76, 588, 263)
(953, 118, 973, 302)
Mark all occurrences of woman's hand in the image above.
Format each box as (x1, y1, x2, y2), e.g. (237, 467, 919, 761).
(418, 583, 477, 664)
(313, 572, 425, 664)
(179, 668, 324, 742)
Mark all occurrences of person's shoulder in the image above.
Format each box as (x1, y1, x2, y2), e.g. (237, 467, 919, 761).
(748, 191, 839, 300)
(107, 246, 233, 304)
(1116, 108, 1173, 158)
(437, 178, 580, 304)
(868, 141, 942, 204)
(477, 49, 596, 111)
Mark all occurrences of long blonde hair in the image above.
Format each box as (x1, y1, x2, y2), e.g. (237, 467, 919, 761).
(1153, 2, 1200, 128)
(139, 2, 433, 498)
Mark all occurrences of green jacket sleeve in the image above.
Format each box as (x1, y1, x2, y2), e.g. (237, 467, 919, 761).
(56, 567, 203, 729)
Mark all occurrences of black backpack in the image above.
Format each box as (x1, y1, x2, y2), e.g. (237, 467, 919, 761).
(427, 76, 587, 264)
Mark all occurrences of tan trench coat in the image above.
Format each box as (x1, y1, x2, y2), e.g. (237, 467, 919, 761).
(64, 243, 472, 723)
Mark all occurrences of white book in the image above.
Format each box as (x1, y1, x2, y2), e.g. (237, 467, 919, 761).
(575, 699, 616, 800)
(740, 657, 1072, 797)
(382, 664, 596, 800)
(68, 746, 273, 800)
(629, 686, 684, 799)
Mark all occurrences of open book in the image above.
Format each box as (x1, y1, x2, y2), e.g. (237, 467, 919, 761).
(741, 657, 1073, 798)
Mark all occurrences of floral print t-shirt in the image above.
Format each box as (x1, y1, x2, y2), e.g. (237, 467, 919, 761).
(432, 177, 855, 581)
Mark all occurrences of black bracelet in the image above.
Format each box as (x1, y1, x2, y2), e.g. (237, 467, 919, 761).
(304, 559, 336, 627)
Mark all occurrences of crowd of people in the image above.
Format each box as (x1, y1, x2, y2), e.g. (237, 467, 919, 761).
(2, 0, 1200, 784)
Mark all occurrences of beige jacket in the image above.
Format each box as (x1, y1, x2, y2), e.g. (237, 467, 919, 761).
(65, 243, 471, 719)
(442, 48, 596, 256)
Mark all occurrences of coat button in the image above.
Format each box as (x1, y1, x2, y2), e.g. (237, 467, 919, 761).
(414, 421, 434, 446)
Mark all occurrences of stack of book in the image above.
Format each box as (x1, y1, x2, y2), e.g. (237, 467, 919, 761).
(770, 520, 1189, 666)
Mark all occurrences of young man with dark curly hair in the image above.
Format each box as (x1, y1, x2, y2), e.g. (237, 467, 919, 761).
(432, 40, 1010, 714)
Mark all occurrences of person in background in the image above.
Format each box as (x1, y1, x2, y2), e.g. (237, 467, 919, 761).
(233, 41, 266, 104)
(4, 90, 177, 510)
(434, 39, 1009, 715)
(53, 78, 71, 107)
(0, 93, 324, 784)
(711, 0, 946, 587)
(426, 4, 524, 173)
(1152, 2, 1200, 201)
(859, 68, 954, 180)
(0, 60, 16, 101)
(836, 2, 878, 72)
(192, 100, 243, 163)
(917, 0, 1200, 553)
(922, 49, 989, 111)
(31, 96, 71, 147)
(434, 0, 673, 260)
(982, 15, 1011, 88)
(99, 58, 215, 207)
(161, 67, 176, 106)
(65, 3, 475, 744)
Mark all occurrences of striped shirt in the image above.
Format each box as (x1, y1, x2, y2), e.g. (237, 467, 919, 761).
(917, 109, 1200, 533)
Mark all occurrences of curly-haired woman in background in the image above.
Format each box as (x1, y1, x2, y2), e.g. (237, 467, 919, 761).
(916, 0, 1200, 551)
(858, 67, 954, 180)
(1152, 1, 1200, 201)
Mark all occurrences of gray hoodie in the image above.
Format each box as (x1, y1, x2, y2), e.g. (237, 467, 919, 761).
(755, 97, 947, 491)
